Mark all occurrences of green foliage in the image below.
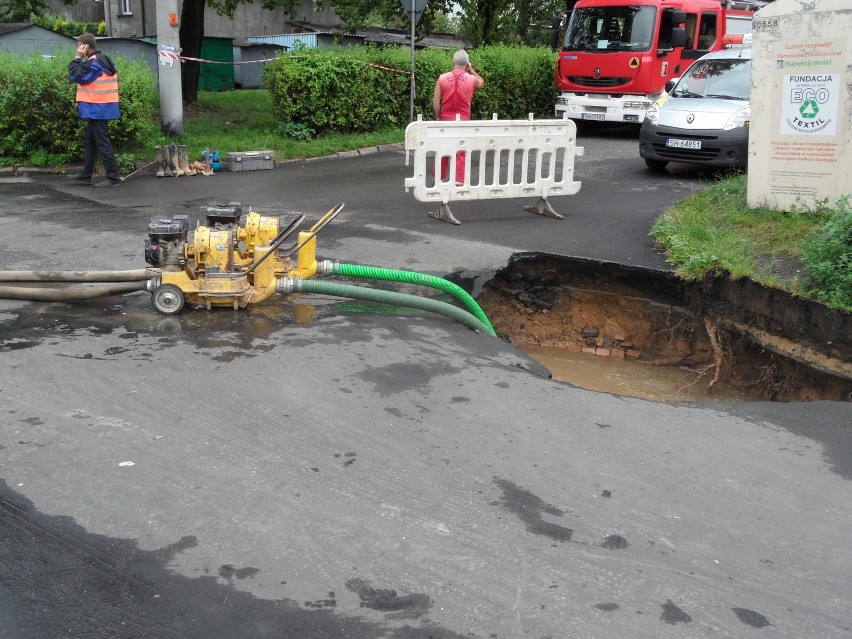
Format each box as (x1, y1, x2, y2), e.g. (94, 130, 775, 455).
(430, 11, 460, 35)
(455, 0, 512, 46)
(454, 0, 562, 46)
(111, 55, 159, 150)
(310, 0, 453, 37)
(208, 0, 302, 16)
(114, 152, 137, 174)
(206, 0, 536, 46)
(152, 89, 401, 163)
(799, 196, 852, 311)
(265, 46, 409, 135)
(652, 174, 752, 279)
(278, 121, 316, 141)
(0, 50, 157, 167)
(263, 44, 557, 135)
(0, 0, 47, 22)
(469, 45, 556, 119)
(31, 13, 106, 37)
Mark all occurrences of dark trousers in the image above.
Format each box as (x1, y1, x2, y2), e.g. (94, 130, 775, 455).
(81, 118, 119, 181)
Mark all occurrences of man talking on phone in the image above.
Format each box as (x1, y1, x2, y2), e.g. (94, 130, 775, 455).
(432, 50, 484, 187)
(67, 33, 122, 188)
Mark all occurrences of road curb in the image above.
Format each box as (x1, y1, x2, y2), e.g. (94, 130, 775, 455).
(277, 143, 404, 166)
(5, 143, 407, 176)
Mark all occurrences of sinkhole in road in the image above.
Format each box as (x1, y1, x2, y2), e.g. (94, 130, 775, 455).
(474, 254, 851, 403)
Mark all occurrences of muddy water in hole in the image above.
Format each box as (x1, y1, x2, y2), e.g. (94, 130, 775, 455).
(478, 255, 851, 402)
(523, 345, 757, 402)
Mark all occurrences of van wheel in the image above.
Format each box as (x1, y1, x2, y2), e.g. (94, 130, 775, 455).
(645, 159, 669, 170)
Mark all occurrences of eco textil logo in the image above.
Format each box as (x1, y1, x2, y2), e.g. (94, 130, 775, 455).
(781, 74, 838, 136)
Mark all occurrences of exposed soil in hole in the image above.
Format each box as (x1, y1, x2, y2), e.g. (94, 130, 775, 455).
(478, 254, 852, 402)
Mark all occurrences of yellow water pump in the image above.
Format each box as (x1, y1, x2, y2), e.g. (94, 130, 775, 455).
(0, 200, 494, 333)
(144, 202, 342, 314)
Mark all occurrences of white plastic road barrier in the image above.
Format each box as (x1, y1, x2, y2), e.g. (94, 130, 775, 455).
(405, 114, 584, 225)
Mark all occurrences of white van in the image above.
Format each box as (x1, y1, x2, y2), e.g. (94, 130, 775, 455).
(639, 39, 751, 170)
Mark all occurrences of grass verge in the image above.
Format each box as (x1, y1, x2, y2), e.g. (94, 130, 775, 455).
(146, 89, 404, 163)
(650, 174, 850, 312)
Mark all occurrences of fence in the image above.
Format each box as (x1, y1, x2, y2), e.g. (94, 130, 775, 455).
(404, 114, 584, 225)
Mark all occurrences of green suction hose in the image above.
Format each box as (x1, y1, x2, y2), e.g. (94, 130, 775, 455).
(280, 278, 494, 335)
(319, 261, 495, 335)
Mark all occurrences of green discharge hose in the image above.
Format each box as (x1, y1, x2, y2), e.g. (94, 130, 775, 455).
(326, 262, 495, 335)
(287, 279, 494, 335)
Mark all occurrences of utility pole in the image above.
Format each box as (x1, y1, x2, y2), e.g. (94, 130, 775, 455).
(102, 0, 113, 37)
(409, 0, 415, 123)
(156, 0, 184, 136)
(399, 0, 427, 123)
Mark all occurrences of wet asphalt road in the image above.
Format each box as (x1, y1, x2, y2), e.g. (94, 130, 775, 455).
(1, 127, 851, 638)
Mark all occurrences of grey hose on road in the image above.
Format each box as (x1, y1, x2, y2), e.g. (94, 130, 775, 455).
(0, 269, 157, 283)
(0, 282, 149, 301)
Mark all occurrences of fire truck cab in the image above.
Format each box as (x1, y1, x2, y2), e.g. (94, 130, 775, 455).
(554, 0, 763, 124)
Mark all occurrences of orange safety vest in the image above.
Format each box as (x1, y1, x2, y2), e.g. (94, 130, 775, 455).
(76, 72, 119, 104)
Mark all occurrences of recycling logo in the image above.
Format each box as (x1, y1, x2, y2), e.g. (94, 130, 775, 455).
(799, 99, 819, 119)
(781, 66, 840, 135)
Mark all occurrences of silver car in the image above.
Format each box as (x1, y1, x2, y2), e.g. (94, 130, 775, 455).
(639, 45, 751, 170)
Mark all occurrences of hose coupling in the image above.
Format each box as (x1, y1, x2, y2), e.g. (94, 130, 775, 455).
(276, 277, 296, 295)
(146, 276, 162, 292)
(317, 260, 334, 276)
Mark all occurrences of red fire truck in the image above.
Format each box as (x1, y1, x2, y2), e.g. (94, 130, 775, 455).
(554, 0, 765, 124)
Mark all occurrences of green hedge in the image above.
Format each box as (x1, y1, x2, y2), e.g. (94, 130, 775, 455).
(263, 44, 558, 135)
(0, 50, 157, 167)
(33, 15, 107, 37)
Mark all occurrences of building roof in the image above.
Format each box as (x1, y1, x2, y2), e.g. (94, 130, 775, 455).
(285, 20, 467, 50)
(0, 22, 69, 37)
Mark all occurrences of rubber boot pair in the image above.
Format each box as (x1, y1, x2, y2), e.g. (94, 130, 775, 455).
(156, 144, 194, 177)
(155, 145, 173, 178)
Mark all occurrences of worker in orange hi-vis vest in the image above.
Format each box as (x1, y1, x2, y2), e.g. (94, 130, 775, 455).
(67, 32, 122, 188)
(432, 50, 484, 186)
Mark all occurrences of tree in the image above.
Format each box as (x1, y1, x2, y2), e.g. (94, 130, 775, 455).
(430, 10, 459, 35)
(313, 0, 453, 35)
(0, 0, 48, 22)
(455, 0, 512, 46)
(178, 0, 207, 104)
(512, 0, 565, 47)
(454, 0, 564, 46)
